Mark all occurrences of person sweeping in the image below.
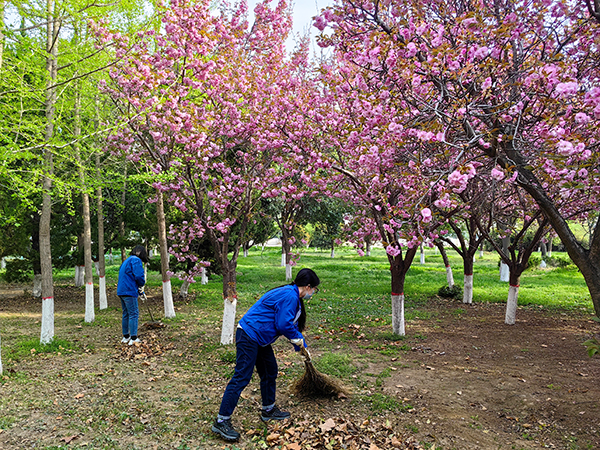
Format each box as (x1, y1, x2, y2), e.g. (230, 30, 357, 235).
(212, 268, 320, 442)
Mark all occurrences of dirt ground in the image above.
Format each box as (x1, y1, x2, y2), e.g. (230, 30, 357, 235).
(0, 286, 599, 450)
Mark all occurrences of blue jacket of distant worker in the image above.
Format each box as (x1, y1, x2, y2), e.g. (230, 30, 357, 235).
(238, 284, 304, 347)
(116, 255, 146, 297)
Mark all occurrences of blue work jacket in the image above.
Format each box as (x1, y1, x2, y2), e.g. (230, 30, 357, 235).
(238, 284, 304, 347)
(116, 255, 146, 297)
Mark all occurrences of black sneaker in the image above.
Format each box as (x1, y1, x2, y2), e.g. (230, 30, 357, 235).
(261, 405, 291, 421)
(212, 419, 240, 441)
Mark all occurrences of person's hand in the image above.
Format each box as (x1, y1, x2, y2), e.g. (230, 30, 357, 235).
(291, 338, 304, 352)
(138, 286, 145, 295)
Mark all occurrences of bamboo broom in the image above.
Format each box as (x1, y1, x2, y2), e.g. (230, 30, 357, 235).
(290, 347, 350, 399)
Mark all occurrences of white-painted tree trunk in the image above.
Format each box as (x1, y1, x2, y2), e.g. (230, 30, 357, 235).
(480, 248, 484, 258)
(109, 252, 114, 265)
(94, 261, 99, 275)
(179, 280, 190, 298)
(285, 263, 293, 281)
(505, 284, 519, 325)
(84, 282, 95, 323)
(220, 297, 237, 345)
(0, 257, 5, 269)
(500, 263, 509, 282)
(281, 251, 286, 267)
(243, 247, 248, 257)
(98, 276, 107, 309)
(33, 274, 42, 298)
(420, 244, 425, 264)
(201, 268, 208, 285)
(446, 265, 454, 288)
(547, 241, 552, 257)
(163, 280, 175, 318)
(330, 248, 335, 258)
(40, 297, 54, 344)
(391, 293, 405, 336)
(463, 274, 473, 304)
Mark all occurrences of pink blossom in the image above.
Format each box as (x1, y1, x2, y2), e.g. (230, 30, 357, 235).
(421, 208, 432, 223)
(386, 245, 401, 257)
(554, 82, 578, 98)
(491, 167, 505, 181)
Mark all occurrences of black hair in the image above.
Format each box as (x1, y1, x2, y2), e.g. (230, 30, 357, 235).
(131, 245, 149, 263)
(293, 268, 320, 288)
(292, 268, 320, 332)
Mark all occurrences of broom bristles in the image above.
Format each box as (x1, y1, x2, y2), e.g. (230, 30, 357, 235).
(291, 360, 351, 398)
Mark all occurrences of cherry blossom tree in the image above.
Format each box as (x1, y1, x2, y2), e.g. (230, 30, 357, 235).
(98, 0, 315, 344)
(315, 0, 600, 316)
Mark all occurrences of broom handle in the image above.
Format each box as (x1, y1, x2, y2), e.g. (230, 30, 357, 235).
(300, 346, 311, 362)
(141, 292, 156, 322)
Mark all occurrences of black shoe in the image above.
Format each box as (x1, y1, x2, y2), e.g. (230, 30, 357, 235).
(261, 405, 291, 421)
(212, 419, 240, 441)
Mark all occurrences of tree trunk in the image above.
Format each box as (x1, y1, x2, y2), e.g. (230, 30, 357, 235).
(505, 272, 521, 325)
(201, 267, 208, 285)
(220, 259, 238, 345)
(539, 241, 547, 269)
(32, 215, 42, 298)
(120, 165, 127, 263)
(464, 274, 473, 304)
(435, 241, 454, 288)
(40, 0, 58, 344)
(463, 253, 474, 304)
(74, 89, 95, 323)
(157, 191, 175, 318)
(179, 279, 190, 299)
(420, 243, 425, 264)
(389, 247, 418, 336)
(499, 236, 510, 282)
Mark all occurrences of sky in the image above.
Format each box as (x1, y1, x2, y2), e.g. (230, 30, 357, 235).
(246, 0, 335, 52)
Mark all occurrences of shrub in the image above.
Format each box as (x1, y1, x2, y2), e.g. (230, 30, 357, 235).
(438, 284, 462, 299)
(546, 255, 572, 268)
(527, 255, 542, 269)
(2, 258, 32, 283)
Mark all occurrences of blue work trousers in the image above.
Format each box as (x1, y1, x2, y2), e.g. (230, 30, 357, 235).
(120, 295, 139, 337)
(218, 328, 278, 418)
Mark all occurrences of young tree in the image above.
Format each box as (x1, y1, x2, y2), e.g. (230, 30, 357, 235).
(99, 0, 317, 344)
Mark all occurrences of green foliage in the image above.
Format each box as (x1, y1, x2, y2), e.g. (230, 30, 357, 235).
(546, 255, 572, 268)
(437, 284, 463, 299)
(582, 338, 600, 358)
(527, 255, 541, 269)
(2, 258, 32, 283)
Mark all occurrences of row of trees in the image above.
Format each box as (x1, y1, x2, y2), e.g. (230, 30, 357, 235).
(1, 0, 599, 349)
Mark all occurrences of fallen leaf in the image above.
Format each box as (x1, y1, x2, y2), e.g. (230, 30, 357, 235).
(320, 418, 336, 432)
(266, 433, 280, 442)
(74, 393, 84, 399)
(285, 443, 302, 450)
(62, 435, 78, 444)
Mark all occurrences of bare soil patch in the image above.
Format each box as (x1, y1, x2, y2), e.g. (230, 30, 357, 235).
(0, 287, 599, 449)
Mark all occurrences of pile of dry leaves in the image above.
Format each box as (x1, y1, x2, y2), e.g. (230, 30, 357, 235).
(113, 331, 174, 361)
(246, 417, 424, 450)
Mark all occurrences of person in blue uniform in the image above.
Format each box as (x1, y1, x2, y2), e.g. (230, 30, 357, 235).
(212, 268, 320, 442)
(116, 245, 148, 345)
